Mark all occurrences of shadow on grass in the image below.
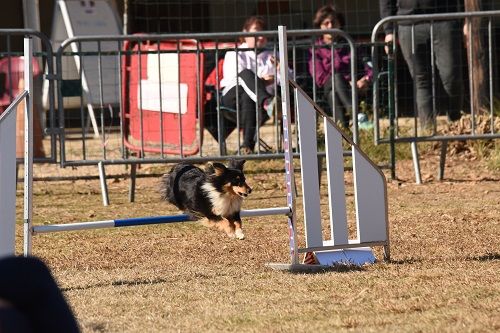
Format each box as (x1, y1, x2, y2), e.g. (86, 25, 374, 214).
(466, 252, 500, 262)
(61, 277, 173, 292)
(292, 264, 366, 275)
(384, 257, 423, 265)
(387, 253, 499, 265)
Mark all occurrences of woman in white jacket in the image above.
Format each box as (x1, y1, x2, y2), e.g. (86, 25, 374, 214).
(220, 16, 280, 154)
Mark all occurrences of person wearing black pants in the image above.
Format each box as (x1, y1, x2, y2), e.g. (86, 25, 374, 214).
(0, 256, 79, 332)
(379, 0, 464, 130)
(397, 21, 463, 126)
(221, 68, 272, 152)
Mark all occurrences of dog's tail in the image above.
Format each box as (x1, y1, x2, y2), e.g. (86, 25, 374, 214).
(159, 164, 195, 205)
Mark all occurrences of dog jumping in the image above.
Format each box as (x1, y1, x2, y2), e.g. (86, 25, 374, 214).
(159, 159, 251, 239)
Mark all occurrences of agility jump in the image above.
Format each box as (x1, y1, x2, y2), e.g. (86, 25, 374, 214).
(265, 27, 390, 270)
(1, 30, 389, 270)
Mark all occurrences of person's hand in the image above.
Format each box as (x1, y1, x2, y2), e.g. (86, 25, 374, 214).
(463, 22, 469, 49)
(262, 75, 275, 84)
(356, 76, 369, 90)
(270, 56, 280, 71)
(384, 33, 394, 54)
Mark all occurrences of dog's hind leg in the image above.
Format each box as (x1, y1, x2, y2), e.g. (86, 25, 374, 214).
(202, 216, 236, 239)
(201, 217, 217, 228)
(215, 218, 236, 239)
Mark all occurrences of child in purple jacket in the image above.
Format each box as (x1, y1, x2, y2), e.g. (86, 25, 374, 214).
(308, 4, 372, 128)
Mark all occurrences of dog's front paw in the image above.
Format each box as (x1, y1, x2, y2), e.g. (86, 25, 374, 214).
(226, 232, 236, 239)
(235, 229, 245, 240)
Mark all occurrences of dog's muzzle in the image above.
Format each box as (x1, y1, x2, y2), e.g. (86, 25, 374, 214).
(236, 185, 252, 197)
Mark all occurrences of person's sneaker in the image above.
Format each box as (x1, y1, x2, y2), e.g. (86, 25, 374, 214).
(239, 146, 253, 155)
(357, 113, 373, 130)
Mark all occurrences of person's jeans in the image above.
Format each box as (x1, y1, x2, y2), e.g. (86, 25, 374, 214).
(398, 20, 463, 126)
(323, 72, 353, 128)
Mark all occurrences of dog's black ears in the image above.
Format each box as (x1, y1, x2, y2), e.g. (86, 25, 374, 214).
(228, 159, 246, 171)
(207, 162, 227, 176)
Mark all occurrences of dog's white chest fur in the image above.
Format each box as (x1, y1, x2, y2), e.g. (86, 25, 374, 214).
(202, 183, 243, 217)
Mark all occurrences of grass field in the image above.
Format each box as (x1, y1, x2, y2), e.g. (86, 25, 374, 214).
(11, 144, 499, 333)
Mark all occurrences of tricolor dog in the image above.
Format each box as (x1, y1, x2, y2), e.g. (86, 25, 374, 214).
(160, 160, 251, 239)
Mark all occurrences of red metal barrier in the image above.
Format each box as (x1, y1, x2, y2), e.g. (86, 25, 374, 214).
(121, 39, 204, 156)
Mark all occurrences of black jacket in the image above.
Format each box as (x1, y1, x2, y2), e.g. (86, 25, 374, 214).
(379, 0, 463, 33)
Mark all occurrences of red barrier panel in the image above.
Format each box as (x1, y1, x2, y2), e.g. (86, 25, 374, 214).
(0, 56, 41, 113)
(0, 56, 45, 158)
(122, 39, 204, 156)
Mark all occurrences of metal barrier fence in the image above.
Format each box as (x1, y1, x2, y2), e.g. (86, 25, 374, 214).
(5, 17, 499, 188)
(0, 29, 57, 165)
(371, 11, 500, 182)
(54, 29, 361, 168)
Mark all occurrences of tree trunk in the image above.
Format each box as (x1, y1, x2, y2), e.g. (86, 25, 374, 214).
(464, 0, 487, 114)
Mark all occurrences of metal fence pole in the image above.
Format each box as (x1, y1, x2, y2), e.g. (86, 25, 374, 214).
(23, 37, 34, 256)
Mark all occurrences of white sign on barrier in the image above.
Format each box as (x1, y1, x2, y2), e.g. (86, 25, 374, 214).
(139, 54, 188, 114)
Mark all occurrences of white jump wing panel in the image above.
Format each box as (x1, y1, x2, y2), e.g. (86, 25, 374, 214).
(352, 148, 388, 243)
(0, 110, 17, 257)
(324, 118, 348, 245)
(295, 89, 323, 248)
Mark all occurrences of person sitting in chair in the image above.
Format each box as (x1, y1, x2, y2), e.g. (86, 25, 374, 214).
(220, 16, 285, 154)
(308, 4, 373, 128)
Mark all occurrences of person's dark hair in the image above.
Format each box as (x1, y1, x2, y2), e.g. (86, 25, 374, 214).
(242, 16, 266, 32)
(313, 4, 345, 29)
(240, 16, 266, 43)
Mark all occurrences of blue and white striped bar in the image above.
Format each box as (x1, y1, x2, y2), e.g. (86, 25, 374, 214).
(32, 207, 291, 234)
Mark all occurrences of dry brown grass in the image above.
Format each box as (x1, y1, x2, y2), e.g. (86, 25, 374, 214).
(13, 155, 500, 333)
